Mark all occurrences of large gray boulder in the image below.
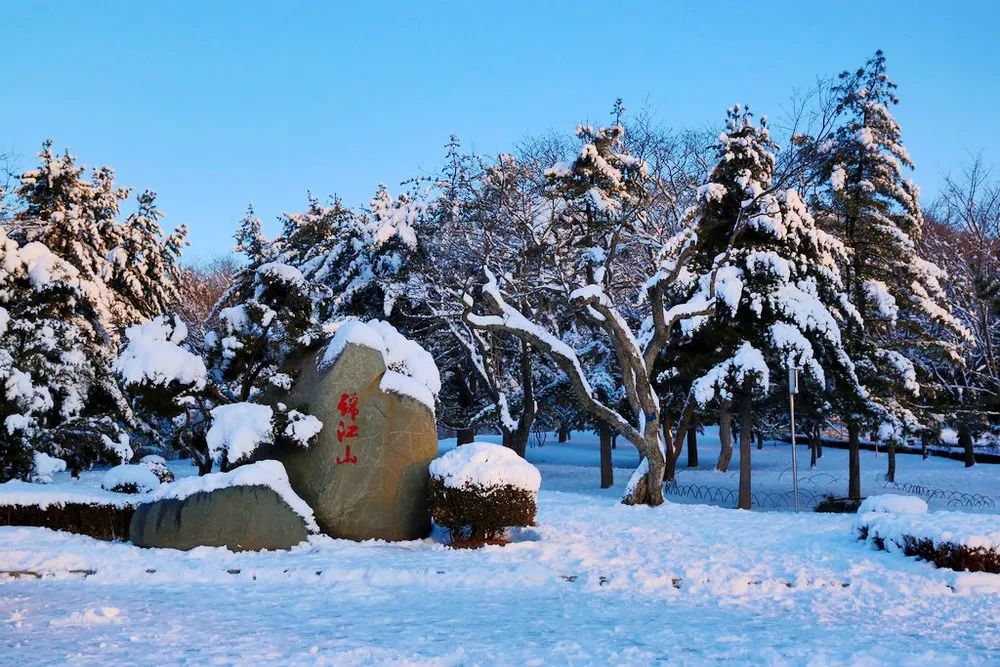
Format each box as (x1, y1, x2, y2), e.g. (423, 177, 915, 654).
(130, 484, 309, 551)
(268, 341, 437, 541)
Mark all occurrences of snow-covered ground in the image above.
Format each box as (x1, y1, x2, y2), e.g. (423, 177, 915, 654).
(1, 432, 998, 665)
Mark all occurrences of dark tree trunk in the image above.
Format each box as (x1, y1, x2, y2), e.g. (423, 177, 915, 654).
(686, 426, 698, 468)
(815, 424, 823, 459)
(848, 423, 861, 501)
(558, 426, 570, 443)
(197, 457, 213, 476)
(958, 424, 976, 468)
(809, 424, 819, 468)
(611, 434, 617, 449)
(737, 394, 753, 510)
(454, 371, 477, 446)
(716, 403, 734, 472)
(886, 442, 896, 482)
(756, 431, 763, 450)
(599, 422, 613, 489)
(501, 341, 537, 459)
(661, 418, 678, 482)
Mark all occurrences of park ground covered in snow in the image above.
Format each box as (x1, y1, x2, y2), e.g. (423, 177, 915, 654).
(2, 431, 998, 665)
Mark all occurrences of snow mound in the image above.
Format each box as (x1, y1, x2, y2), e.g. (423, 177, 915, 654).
(320, 319, 441, 413)
(101, 464, 161, 494)
(858, 494, 928, 515)
(206, 402, 274, 465)
(145, 460, 318, 532)
(31, 452, 66, 484)
(429, 442, 541, 492)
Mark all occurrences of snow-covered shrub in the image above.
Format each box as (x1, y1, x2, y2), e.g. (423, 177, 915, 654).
(0, 501, 136, 541)
(428, 442, 541, 546)
(206, 402, 320, 471)
(140, 454, 175, 483)
(30, 452, 66, 484)
(206, 402, 275, 469)
(857, 494, 928, 516)
(101, 464, 161, 494)
(856, 507, 1000, 574)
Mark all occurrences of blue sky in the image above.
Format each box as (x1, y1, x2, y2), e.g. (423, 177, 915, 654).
(2, 1, 998, 261)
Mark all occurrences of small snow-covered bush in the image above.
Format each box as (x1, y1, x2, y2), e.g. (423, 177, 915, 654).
(30, 452, 66, 484)
(428, 442, 541, 546)
(855, 500, 1000, 573)
(140, 455, 175, 484)
(857, 494, 928, 515)
(101, 464, 161, 494)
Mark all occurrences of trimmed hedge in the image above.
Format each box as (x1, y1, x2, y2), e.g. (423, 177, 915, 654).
(815, 496, 863, 513)
(429, 477, 536, 547)
(0, 502, 135, 541)
(857, 525, 1000, 574)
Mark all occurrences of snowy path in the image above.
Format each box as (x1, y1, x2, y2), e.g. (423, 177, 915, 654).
(2, 436, 998, 665)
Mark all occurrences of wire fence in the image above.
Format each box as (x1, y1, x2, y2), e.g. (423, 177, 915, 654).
(663, 476, 997, 511)
(662, 482, 826, 510)
(880, 480, 996, 509)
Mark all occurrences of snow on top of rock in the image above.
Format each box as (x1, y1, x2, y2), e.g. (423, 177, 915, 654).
(146, 460, 319, 532)
(101, 464, 161, 494)
(206, 402, 274, 465)
(429, 442, 541, 492)
(113, 316, 207, 390)
(320, 318, 441, 413)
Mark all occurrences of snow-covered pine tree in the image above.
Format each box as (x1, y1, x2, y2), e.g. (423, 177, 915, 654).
(233, 204, 268, 268)
(204, 260, 330, 403)
(811, 51, 971, 492)
(668, 105, 862, 508)
(0, 228, 131, 480)
(107, 190, 187, 322)
(13, 142, 186, 335)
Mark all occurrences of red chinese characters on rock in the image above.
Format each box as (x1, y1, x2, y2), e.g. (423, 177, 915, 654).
(336, 392, 360, 464)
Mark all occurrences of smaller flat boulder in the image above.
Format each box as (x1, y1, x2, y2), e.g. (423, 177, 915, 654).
(129, 460, 316, 552)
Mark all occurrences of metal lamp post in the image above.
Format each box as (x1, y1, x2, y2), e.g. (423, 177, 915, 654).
(788, 365, 800, 513)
